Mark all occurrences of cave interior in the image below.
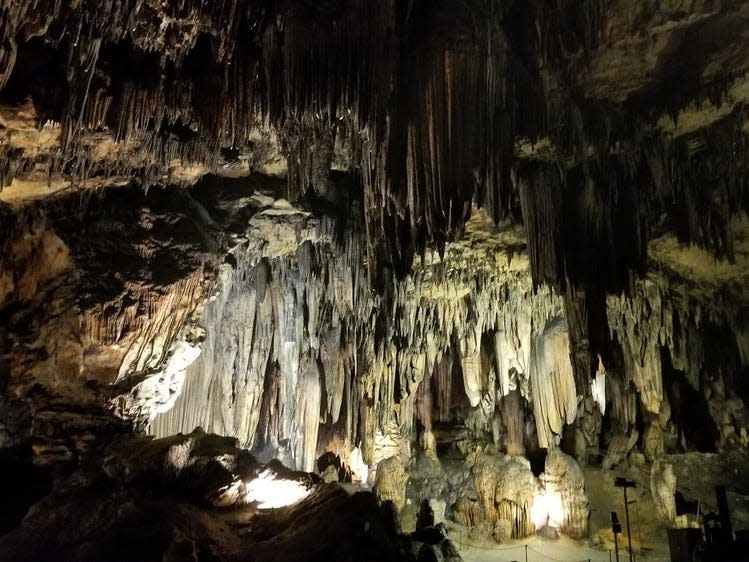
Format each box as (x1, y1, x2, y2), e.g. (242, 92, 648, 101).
(1, 1, 749, 561)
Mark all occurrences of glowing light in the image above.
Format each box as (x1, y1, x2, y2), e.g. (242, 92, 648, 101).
(531, 490, 565, 530)
(245, 469, 311, 509)
(348, 446, 369, 484)
(591, 355, 607, 415)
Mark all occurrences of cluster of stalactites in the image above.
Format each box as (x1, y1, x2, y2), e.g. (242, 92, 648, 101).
(4, 1, 747, 294)
(0, 0, 623, 280)
(150, 207, 592, 469)
(150, 219, 369, 472)
(605, 274, 749, 436)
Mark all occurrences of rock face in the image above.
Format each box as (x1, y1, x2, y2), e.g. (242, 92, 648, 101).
(374, 456, 409, 517)
(0, 429, 424, 562)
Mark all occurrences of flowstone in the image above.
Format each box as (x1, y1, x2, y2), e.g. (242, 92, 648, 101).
(650, 460, 677, 523)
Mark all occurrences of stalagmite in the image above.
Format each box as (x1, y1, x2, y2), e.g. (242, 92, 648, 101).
(650, 460, 677, 523)
(543, 448, 589, 538)
(374, 456, 409, 517)
(473, 452, 539, 538)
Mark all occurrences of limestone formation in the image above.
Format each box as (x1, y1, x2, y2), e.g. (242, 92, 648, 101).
(544, 448, 589, 539)
(651, 460, 677, 524)
(0, 451, 416, 562)
(374, 456, 409, 517)
(473, 452, 539, 538)
(529, 317, 578, 449)
(492, 519, 512, 544)
(321, 465, 339, 483)
(602, 431, 639, 471)
(643, 422, 666, 462)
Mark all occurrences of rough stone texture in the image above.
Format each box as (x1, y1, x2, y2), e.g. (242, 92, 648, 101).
(643, 422, 666, 462)
(2, 0, 749, 555)
(1, 177, 326, 466)
(0, 441, 418, 562)
(650, 460, 677, 524)
(429, 499, 447, 526)
(407, 452, 448, 508)
(602, 431, 639, 471)
(472, 452, 538, 538)
(544, 448, 589, 539)
(468, 521, 493, 543)
(374, 456, 409, 517)
(492, 519, 512, 544)
(321, 465, 339, 483)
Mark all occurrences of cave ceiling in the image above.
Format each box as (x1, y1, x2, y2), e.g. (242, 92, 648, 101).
(1, 1, 748, 275)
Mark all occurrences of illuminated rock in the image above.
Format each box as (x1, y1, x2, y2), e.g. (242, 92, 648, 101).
(473, 452, 538, 538)
(374, 456, 409, 516)
(543, 448, 589, 538)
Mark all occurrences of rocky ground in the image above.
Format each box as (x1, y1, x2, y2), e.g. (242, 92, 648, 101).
(0, 428, 460, 562)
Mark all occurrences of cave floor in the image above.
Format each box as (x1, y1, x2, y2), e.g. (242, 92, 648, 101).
(452, 534, 639, 562)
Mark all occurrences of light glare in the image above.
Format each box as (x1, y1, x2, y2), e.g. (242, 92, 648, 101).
(531, 490, 565, 529)
(245, 469, 311, 509)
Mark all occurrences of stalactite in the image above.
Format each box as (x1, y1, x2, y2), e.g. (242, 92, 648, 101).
(605, 368, 638, 434)
(433, 351, 454, 422)
(529, 318, 578, 449)
(516, 163, 564, 289)
(499, 390, 525, 456)
(292, 354, 322, 472)
(460, 336, 482, 409)
(607, 284, 666, 415)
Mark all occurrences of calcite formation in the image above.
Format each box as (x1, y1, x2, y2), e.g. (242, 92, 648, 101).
(374, 455, 409, 518)
(473, 452, 539, 538)
(651, 460, 678, 524)
(543, 448, 589, 539)
(0, 428, 424, 562)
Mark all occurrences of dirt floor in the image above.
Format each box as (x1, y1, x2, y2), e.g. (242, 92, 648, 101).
(449, 525, 648, 562)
